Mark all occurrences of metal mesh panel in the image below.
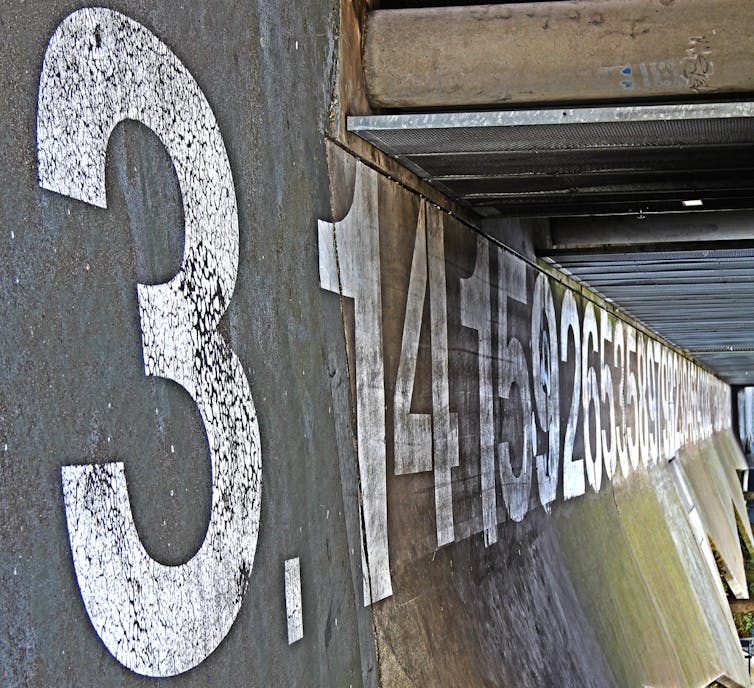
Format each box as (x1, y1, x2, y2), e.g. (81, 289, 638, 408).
(351, 103, 754, 216)
(410, 145, 754, 179)
(355, 111, 754, 156)
(546, 247, 754, 382)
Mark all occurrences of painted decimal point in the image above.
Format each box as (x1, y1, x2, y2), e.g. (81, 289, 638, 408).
(285, 558, 304, 644)
(38, 8, 261, 677)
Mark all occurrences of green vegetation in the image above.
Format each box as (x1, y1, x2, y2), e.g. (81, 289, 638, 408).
(729, 528, 754, 636)
(733, 610, 754, 636)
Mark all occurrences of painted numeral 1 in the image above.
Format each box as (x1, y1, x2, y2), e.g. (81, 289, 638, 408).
(460, 237, 496, 545)
(318, 162, 392, 606)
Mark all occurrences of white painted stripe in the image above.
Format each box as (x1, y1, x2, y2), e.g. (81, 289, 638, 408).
(284, 558, 304, 644)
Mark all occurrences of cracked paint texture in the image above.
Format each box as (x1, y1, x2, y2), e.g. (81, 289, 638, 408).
(38, 8, 261, 677)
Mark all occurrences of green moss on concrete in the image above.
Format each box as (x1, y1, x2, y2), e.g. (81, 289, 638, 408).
(553, 451, 747, 688)
(554, 478, 686, 687)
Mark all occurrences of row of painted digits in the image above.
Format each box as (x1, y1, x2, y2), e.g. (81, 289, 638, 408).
(318, 162, 729, 605)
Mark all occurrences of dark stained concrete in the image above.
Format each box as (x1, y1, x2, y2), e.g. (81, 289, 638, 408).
(1, 2, 369, 686)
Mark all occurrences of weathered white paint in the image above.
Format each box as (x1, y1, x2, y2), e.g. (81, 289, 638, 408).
(460, 237, 496, 545)
(561, 291, 585, 500)
(613, 320, 629, 478)
(646, 340, 658, 465)
(582, 303, 602, 492)
(318, 161, 393, 606)
(39, 8, 261, 677)
(284, 558, 304, 644)
(672, 353, 681, 453)
(684, 357, 691, 448)
(394, 203, 432, 475)
(392, 202, 457, 546)
(659, 347, 674, 457)
(531, 273, 559, 509)
(497, 250, 532, 522)
(600, 311, 617, 481)
(426, 205, 458, 547)
(626, 326, 641, 471)
(637, 335, 650, 465)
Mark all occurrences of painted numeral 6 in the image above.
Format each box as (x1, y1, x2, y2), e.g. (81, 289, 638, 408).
(37, 8, 262, 677)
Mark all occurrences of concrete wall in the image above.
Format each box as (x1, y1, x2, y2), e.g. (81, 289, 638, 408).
(1, 2, 751, 687)
(740, 387, 754, 454)
(319, 142, 748, 688)
(1, 3, 371, 686)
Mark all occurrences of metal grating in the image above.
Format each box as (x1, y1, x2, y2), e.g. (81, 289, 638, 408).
(349, 102, 754, 217)
(352, 115, 754, 155)
(545, 247, 754, 385)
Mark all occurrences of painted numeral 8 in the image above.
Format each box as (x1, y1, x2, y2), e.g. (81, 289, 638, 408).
(37, 8, 262, 677)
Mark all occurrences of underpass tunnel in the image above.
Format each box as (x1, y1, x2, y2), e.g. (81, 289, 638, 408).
(6, 1, 754, 687)
(334, 0, 754, 686)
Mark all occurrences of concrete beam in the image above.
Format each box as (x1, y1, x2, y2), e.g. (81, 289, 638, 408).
(546, 211, 754, 251)
(364, 0, 754, 109)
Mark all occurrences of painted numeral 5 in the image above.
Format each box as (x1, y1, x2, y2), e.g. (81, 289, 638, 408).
(37, 9, 262, 677)
(497, 249, 533, 522)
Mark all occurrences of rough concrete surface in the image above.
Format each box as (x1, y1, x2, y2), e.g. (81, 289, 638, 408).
(2, 2, 751, 687)
(322, 142, 748, 687)
(1, 2, 369, 686)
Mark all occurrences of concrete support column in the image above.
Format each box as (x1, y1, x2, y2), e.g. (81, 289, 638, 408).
(364, 0, 754, 109)
(745, 387, 754, 453)
(738, 389, 747, 447)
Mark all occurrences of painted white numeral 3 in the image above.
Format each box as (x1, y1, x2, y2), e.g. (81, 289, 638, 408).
(37, 8, 262, 677)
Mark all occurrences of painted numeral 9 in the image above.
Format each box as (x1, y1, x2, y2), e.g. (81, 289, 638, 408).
(37, 9, 262, 677)
(531, 273, 559, 509)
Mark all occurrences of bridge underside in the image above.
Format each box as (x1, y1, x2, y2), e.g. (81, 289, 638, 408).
(335, 1, 754, 686)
